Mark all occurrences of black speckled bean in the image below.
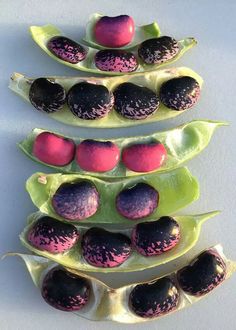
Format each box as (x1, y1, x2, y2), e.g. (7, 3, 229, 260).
(138, 36, 179, 64)
(67, 82, 114, 120)
(113, 82, 159, 119)
(29, 78, 66, 113)
(160, 76, 200, 111)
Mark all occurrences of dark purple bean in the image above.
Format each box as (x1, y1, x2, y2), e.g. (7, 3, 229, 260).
(132, 216, 180, 256)
(52, 181, 99, 221)
(29, 78, 66, 113)
(41, 266, 90, 311)
(116, 183, 159, 220)
(177, 249, 226, 296)
(129, 276, 179, 318)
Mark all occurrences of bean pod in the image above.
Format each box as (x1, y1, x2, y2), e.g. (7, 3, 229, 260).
(25, 167, 199, 225)
(10, 68, 203, 128)
(29, 23, 196, 75)
(9, 245, 235, 323)
(20, 211, 219, 272)
(19, 120, 225, 177)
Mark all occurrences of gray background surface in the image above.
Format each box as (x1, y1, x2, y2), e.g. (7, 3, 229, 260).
(0, 0, 235, 329)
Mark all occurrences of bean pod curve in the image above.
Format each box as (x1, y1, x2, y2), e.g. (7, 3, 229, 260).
(25, 167, 199, 225)
(20, 211, 219, 272)
(10, 68, 203, 128)
(6, 245, 235, 323)
(29, 23, 196, 75)
(19, 120, 226, 177)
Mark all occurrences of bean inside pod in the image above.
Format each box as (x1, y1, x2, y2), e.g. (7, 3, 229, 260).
(10, 68, 203, 128)
(20, 211, 219, 272)
(9, 245, 235, 323)
(25, 167, 199, 225)
(29, 23, 197, 75)
(19, 120, 226, 177)
(83, 13, 160, 50)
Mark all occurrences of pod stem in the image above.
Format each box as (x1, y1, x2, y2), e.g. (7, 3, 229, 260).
(195, 210, 220, 225)
(230, 261, 236, 273)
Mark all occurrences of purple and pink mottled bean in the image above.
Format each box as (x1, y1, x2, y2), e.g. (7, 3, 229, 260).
(52, 181, 99, 221)
(47, 36, 87, 64)
(116, 182, 159, 220)
(131, 216, 180, 256)
(81, 227, 131, 268)
(28, 216, 79, 254)
(95, 49, 138, 72)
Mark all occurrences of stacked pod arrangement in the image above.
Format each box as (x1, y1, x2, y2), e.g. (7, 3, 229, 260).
(7, 13, 235, 324)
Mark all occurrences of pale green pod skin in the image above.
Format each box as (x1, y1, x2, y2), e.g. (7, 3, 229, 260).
(19, 120, 227, 178)
(9, 68, 203, 128)
(83, 13, 161, 50)
(25, 167, 199, 225)
(29, 24, 197, 75)
(5, 245, 236, 323)
(20, 211, 219, 273)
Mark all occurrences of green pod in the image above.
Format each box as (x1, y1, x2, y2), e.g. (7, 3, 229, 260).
(29, 24, 196, 75)
(83, 13, 161, 50)
(19, 120, 226, 178)
(9, 68, 203, 128)
(20, 211, 219, 273)
(26, 167, 199, 225)
(7, 245, 236, 323)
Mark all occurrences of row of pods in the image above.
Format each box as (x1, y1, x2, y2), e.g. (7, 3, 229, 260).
(8, 13, 234, 324)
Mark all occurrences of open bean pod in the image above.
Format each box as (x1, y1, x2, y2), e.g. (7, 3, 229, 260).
(9, 68, 203, 128)
(29, 24, 196, 75)
(83, 13, 161, 50)
(8, 245, 236, 323)
(26, 168, 199, 225)
(20, 211, 219, 273)
(19, 120, 225, 178)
